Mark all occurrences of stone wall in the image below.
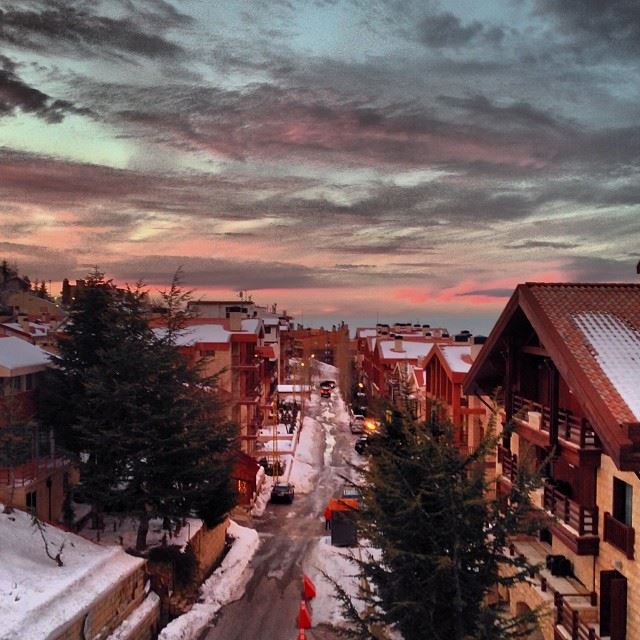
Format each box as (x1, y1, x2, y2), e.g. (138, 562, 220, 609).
(593, 455, 640, 635)
(190, 518, 229, 581)
(51, 563, 154, 640)
(507, 579, 554, 640)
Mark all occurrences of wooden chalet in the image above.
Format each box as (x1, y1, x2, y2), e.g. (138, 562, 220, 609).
(464, 282, 640, 640)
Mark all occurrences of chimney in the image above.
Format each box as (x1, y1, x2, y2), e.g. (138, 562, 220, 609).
(470, 335, 486, 360)
(393, 334, 404, 352)
(229, 311, 243, 331)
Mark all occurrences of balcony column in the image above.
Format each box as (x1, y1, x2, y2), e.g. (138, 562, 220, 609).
(504, 337, 514, 449)
(547, 360, 559, 453)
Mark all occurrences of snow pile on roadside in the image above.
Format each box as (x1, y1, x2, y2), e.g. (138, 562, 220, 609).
(158, 521, 260, 640)
(250, 472, 273, 517)
(304, 537, 365, 627)
(0, 505, 144, 640)
(289, 415, 321, 493)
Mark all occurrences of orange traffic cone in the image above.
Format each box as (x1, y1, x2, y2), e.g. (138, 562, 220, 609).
(303, 575, 316, 600)
(298, 600, 312, 629)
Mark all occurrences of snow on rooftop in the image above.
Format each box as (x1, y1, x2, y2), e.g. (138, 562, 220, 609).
(440, 345, 473, 374)
(157, 324, 231, 346)
(574, 312, 640, 421)
(380, 340, 433, 361)
(2, 322, 50, 336)
(0, 336, 51, 374)
(0, 506, 143, 640)
(240, 318, 260, 333)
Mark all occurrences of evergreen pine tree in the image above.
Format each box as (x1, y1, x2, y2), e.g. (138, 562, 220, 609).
(346, 407, 541, 640)
(39, 270, 237, 549)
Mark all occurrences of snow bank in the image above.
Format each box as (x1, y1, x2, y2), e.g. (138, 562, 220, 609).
(107, 591, 160, 640)
(158, 521, 260, 640)
(0, 505, 143, 640)
(250, 473, 273, 517)
(288, 415, 321, 493)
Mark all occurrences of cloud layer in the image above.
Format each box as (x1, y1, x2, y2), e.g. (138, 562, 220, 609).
(1, 0, 639, 329)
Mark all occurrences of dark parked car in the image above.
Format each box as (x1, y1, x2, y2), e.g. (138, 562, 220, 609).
(320, 388, 331, 398)
(350, 414, 366, 433)
(354, 435, 368, 454)
(270, 482, 295, 503)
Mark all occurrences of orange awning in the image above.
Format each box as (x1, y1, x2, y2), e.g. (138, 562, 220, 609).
(324, 498, 359, 519)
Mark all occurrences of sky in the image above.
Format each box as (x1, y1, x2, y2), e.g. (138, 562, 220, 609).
(1, 0, 639, 333)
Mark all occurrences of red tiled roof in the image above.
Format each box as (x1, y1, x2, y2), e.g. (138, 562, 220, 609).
(465, 282, 640, 470)
(524, 282, 640, 425)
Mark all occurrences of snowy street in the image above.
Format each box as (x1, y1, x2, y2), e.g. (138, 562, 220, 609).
(200, 373, 361, 640)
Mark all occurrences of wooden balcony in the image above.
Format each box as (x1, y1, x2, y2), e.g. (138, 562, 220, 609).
(603, 512, 635, 559)
(513, 394, 601, 451)
(555, 594, 602, 640)
(497, 445, 518, 483)
(544, 483, 599, 555)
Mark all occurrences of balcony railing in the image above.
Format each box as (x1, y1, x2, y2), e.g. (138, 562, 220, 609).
(497, 445, 518, 483)
(555, 594, 601, 640)
(231, 355, 260, 369)
(512, 395, 599, 449)
(0, 457, 68, 486)
(603, 512, 635, 559)
(544, 483, 598, 536)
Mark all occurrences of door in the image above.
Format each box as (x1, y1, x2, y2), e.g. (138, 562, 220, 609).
(600, 570, 627, 640)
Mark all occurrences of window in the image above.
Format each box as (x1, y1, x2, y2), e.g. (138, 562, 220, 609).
(26, 490, 37, 513)
(613, 478, 633, 527)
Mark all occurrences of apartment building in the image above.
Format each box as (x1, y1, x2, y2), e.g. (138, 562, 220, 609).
(464, 282, 640, 640)
(0, 337, 68, 522)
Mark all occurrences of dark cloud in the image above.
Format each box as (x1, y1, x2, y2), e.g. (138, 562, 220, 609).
(0, 2, 186, 61)
(417, 12, 502, 48)
(0, 55, 93, 122)
(505, 240, 580, 250)
(537, 0, 640, 58)
(456, 288, 513, 298)
(105, 255, 330, 290)
(437, 94, 566, 131)
(0, 241, 78, 280)
(563, 256, 638, 282)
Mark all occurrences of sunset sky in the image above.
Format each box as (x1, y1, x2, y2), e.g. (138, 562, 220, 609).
(1, 0, 639, 333)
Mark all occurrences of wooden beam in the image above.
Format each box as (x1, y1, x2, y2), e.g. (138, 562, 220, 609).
(521, 345, 549, 357)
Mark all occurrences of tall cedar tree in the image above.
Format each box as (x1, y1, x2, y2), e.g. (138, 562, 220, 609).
(39, 270, 238, 549)
(346, 406, 542, 640)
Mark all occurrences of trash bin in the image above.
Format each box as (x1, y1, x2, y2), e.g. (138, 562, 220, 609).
(331, 510, 357, 547)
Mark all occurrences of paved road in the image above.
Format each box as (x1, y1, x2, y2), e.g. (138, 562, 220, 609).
(201, 393, 358, 640)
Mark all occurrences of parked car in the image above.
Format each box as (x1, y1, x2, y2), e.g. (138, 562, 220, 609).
(270, 482, 295, 503)
(350, 414, 366, 433)
(354, 435, 368, 454)
(320, 388, 331, 399)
